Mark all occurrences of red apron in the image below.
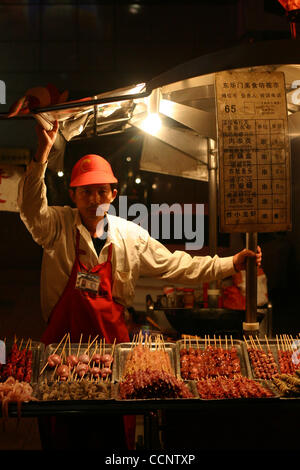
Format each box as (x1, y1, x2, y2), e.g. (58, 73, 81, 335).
(41, 229, 135, 449)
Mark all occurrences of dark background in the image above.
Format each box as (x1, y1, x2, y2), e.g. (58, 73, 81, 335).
(0, 0, 297, 340)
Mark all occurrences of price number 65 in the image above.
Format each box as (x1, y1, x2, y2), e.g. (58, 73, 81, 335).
(224, 104, 237, 113)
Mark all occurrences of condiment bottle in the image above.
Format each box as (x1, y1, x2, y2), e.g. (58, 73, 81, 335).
(183, 288, 195, 308)
(176, 287, 185, 307)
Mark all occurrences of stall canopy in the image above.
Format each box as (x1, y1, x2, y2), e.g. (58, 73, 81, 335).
(2, 39, 300, 179)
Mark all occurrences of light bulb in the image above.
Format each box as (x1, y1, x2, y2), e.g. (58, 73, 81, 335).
(141, 113, 161, 135)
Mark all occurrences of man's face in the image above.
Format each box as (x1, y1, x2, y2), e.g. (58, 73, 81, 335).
(69, 184, 117, 222)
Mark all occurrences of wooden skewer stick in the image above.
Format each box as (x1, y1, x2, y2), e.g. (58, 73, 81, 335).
(56, 334, 69, 381)
(243, 335, 249, 348)
(265, 335, 270, 351)
(76, 334, 83, 358)
(255, 335, 262, 350)
(39, 333, 69, 376)
(84, 335, 99, 355)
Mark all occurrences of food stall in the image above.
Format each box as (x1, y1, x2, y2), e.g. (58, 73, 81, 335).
(1, 39, 300, 451)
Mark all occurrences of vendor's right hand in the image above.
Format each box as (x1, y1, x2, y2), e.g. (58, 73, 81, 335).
(34, 120, 59, 163)
(36, 119, 59, 150)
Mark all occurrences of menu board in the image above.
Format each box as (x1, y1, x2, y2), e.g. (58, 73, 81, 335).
(215, 71, 291, 233)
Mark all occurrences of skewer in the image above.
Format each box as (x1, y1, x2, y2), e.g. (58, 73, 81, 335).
(76, 333, 83, 357)
(255, 335, 262, 350)
(111, 338, 116, 357)
(276, 335, 280, 351)
(265, 335, 270, 351)
(39, 333, 69, 376)
(243, 335, 249, 348)
(249, 335, 256, 349)
(84, 334, 99, 355)
(219, 335, 222, 349)
(225, 335, 228, 350)
(55, 334, 69, 381)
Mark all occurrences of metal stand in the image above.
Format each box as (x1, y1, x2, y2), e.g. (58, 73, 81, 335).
(243, 232, 259, 337)
(208, 138, 219, 307)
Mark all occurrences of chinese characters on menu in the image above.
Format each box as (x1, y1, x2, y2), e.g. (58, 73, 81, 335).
(215, 71, 291, 233)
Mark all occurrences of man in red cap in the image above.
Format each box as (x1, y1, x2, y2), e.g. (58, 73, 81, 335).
(18, 121, 261, 449)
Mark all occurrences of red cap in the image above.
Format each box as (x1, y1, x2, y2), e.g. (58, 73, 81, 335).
(70, 154, 118, 187)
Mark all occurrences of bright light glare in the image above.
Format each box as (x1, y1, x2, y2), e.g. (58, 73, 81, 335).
(57, 171, 64, 177)
(135, 177, 141, 184)
(141, 113, 162, 135)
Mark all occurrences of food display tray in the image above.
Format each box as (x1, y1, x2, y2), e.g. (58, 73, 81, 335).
(39, 342, 115, 384)
(112, 342, 178, 383)
(193, 379, 280, 401)
(176, 338, 252, 380)
(0, 339, 45, 385)
(35, 379, 113, 401)
(243, 339, 288, 379)
(111, 380, 198, 401)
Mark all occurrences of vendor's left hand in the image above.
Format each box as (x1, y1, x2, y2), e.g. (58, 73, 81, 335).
(233, 245, 262, 272)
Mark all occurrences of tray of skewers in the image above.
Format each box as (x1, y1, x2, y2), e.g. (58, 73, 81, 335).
(0, 337, 43, 419)
(112, 333, 197, 401)
(193, 375, 279, 401)
(0, 337, 44, 385)
(272, 370, 300, 398)
(176, 335, 252, 381)
(37, 334, 115, 401)
(243, 334, 300, 381)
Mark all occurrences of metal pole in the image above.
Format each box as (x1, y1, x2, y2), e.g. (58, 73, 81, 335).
(243, 232, 259, 336)
(207, 138, 219, 307)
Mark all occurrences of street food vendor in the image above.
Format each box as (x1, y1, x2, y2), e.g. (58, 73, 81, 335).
(18, 121, 262, 346)
(17, 121, 262, 450)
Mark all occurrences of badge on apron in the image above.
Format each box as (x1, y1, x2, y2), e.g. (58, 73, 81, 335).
(75, 272, 101, 294)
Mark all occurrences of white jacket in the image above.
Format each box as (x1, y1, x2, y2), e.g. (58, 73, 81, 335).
(17, 160, 236, 321)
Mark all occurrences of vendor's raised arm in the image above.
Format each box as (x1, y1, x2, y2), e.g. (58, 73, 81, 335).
(17, 120, 62, 248)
